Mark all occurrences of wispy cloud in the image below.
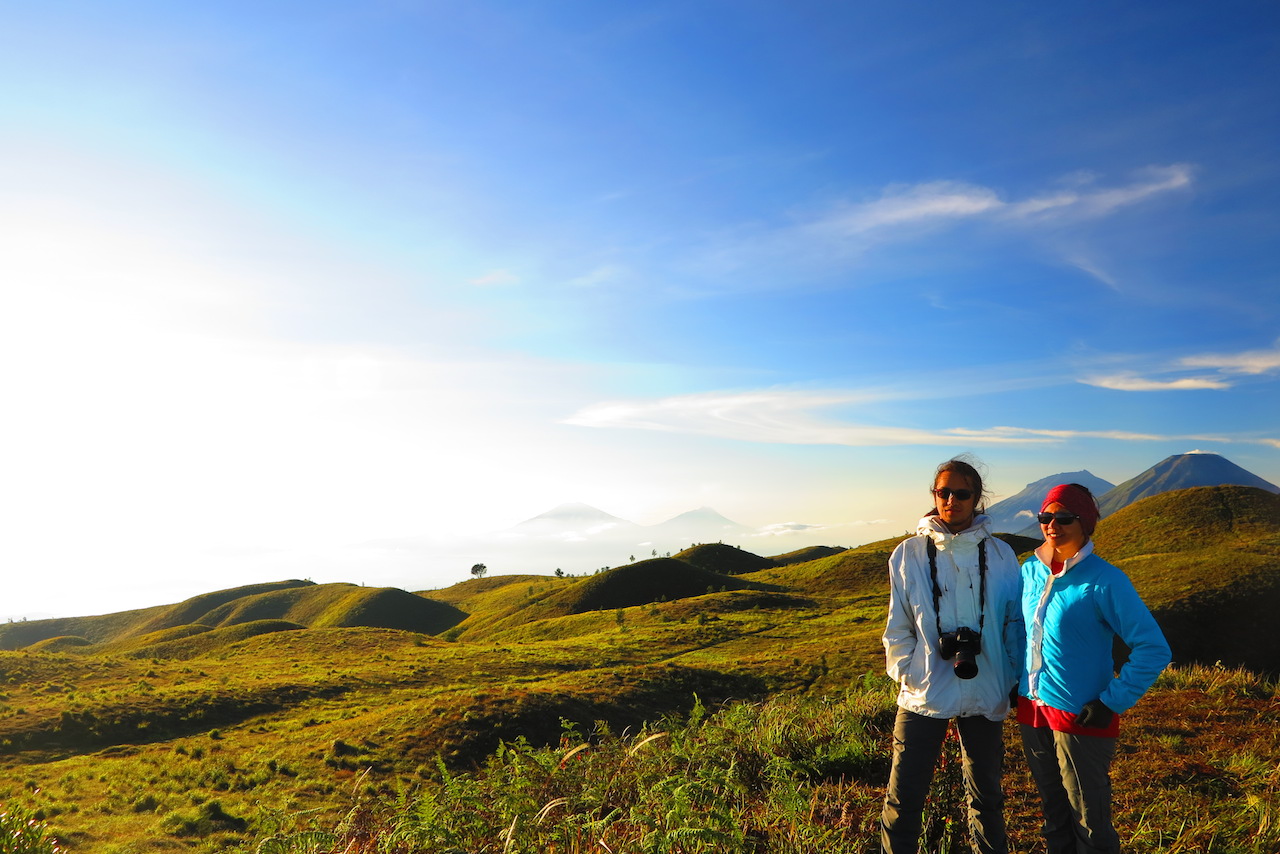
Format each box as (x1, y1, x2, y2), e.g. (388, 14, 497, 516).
(566, 265, 630, 288)
(753, 522, 825, 536)
(1181, 345, 1280, 375)
(469, 269, 521, 287)
(1079, 342, 1280, 392)
(750, 519, 892, 539)
(1062, 254, 1121, 290)
(952, 426, 1185, 442)
(807, 181, 1003, 238)
(1080, 374, 1231, 391)
(565, 390, 1056, 447)
(805, 164, 1192, 241)
(1003, 164, 1193, 221)
(687, 164, 1198, 282)
(565, 386, 1276, 449)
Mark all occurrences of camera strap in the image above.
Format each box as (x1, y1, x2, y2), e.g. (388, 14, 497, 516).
(926, 536, 987, 640)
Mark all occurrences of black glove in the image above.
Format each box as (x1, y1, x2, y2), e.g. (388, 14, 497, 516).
(1075, 699, 1115, 729)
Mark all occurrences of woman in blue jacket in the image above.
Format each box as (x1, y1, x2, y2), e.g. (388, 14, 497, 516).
(1018, 483, 1171, 854)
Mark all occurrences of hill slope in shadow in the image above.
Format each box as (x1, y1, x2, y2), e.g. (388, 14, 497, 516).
(675, 543, 777, 575)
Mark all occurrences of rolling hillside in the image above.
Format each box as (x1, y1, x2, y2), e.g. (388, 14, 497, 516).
(0, 581, 466, 652)
(1092, 484, 1280, 671)
(0, 498, 1274, 849)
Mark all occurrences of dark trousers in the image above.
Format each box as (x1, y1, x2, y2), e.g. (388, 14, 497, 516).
(881, 708, 1008, 854)
(1019, 723, 1120, 854)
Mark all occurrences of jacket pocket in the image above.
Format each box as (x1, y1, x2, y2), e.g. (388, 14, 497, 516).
(903, 644, 932, 695)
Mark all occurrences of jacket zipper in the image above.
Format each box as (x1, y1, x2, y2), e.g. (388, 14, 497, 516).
(1028, 564, 1055, 702)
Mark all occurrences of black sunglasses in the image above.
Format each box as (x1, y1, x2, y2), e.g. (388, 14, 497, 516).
(1037, 511, 1080, 526)
(932, 487, 974, 501)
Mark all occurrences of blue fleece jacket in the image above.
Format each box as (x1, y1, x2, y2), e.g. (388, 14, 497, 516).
(1020, 544, 1171, 715)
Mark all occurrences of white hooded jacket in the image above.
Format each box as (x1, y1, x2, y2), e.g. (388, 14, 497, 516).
(883, 513, 1025, 720)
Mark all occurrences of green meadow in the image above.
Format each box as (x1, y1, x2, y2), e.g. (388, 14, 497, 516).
(1, 485, 1277, 852)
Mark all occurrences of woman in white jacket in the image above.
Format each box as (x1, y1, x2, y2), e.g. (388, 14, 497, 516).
(881, 458, 1024, 854)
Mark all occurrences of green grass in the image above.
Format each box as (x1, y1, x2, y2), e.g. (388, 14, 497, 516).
(1093, 486, 1280, 672)
(0, 486, 1276, 850)
(674, 543, 779, 575)
(241, 666, 1280, 854)
(0, 583, 466, 653)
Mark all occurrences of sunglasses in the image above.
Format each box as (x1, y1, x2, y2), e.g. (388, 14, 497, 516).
(932, 487, 974, 501)
(1037, 511, 1080, 526)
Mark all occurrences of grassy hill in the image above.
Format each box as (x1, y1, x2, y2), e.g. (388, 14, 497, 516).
(0, 581, 466, 654)
(1092, 484, 1280, 671)
(675, 542, 779, 574)
(0, 495, 1275, 851)
(769, 545, 850, 566)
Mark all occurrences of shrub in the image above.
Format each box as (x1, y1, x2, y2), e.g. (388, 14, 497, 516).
(253, 686, 898, 853)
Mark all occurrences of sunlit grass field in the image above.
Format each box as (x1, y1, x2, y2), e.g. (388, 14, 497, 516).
(0, 485, 1276, 852)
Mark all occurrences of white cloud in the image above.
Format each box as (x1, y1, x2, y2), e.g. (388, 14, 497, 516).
(565, 389, 992, 446)
(1076, 343, 1280, 395)
(1181, 346, 1280, 375)
(567, 265, 630, 288)
(806, 164, 1192, 241)
(949, 426, 1173, 442)
(469, 269, 521, 287)
(754, 522, 824, 536)
(1079, 373, 1231, 391)
(749, 518, 894, 543)
(1063, 254, 1121, 290)
(565, 386, 1280, 451)
(566, 389, 1055, 447)
(812, 181, 1002, 236)
(680, 165, 1195, 289)
(1005, 164, 1193, 221)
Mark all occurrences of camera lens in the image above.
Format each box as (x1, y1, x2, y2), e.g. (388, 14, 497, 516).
(946, 628, 981, 679)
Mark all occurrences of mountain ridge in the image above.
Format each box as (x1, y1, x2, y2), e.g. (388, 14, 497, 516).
(985, 469, 1116, 533)
(1097, 451, 1280, 516)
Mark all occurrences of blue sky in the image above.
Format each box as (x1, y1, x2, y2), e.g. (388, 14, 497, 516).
(2, 1, 1278, 618)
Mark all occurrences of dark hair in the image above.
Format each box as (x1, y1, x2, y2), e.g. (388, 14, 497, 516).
(928, 456, 987, 513)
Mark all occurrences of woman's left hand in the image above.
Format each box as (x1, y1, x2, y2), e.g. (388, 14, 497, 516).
(1075, 699, 1115, 728)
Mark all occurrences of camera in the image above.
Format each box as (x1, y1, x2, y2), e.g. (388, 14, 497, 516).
(938, 627, 982, 679)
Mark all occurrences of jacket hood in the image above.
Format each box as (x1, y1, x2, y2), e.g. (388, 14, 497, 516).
(917, 513, 995, 561)
(916, 512, 995, 543)
(1033, 538, 1095, 571)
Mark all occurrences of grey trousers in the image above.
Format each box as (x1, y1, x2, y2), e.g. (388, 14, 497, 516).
(1019, 723, 1120, 854)
(881, 708, 1008, 854)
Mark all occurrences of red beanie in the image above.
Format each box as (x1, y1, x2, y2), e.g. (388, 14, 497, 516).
(1041, 483, 1100, 538)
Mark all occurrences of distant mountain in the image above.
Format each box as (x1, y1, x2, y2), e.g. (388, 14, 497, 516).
(503, 503, 752, 550)
(508, 503, 642, 540)
(985, 470, 1116, 534)
(474, 503, 760, 575)
(1097, 452, 1279, 516)
(648, 507, 752, 545)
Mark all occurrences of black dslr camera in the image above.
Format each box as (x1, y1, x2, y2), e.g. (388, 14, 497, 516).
(938, 627, 982, 679)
